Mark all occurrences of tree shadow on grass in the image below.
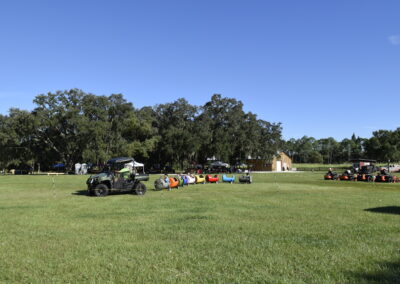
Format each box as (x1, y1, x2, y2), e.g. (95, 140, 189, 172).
(350, 260, 400, 283)
(364, 206, 400, 215)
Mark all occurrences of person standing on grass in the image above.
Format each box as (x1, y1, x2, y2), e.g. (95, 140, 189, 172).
(164, 174, 171, 190)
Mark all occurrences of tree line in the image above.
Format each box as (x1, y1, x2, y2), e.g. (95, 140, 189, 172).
(282, 131, 400, 164)
(0, 89, 282, 171)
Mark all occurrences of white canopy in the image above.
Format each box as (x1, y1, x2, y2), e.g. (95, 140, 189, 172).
(124, 161, 145, 173)
(133, 161, 144, 167)
(210, 161, 230, 168)
(125, 161, 144, 167)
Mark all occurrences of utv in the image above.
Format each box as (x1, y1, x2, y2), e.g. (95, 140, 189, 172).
(86, 157, 148, 196)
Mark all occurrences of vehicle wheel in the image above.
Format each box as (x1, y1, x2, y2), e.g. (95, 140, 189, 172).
(134, 182, 147, 195)
(94, 184, 109, 197)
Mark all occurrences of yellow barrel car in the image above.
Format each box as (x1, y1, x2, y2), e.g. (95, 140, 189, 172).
(195, 174, 206, 184)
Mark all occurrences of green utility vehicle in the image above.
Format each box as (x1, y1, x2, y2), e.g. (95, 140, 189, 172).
(86, 157, 148, 196)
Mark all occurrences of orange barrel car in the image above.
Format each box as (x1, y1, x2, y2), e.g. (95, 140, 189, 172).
(169, 177, 180, 188)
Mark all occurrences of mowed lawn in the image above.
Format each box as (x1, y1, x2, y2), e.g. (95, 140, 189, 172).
(0, 173, 399, 283)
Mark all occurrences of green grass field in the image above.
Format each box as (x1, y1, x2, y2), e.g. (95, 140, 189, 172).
(0, 173, 399, 283)
(292, 163, 352, 168)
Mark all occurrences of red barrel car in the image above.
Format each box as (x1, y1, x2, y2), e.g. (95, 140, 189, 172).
(206, 174, 219, 183)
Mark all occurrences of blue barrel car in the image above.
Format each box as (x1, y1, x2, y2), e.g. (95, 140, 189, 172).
(222, 174, 235, 183)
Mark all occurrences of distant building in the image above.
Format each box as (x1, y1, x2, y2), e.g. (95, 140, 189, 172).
(247, 152, 292, 171)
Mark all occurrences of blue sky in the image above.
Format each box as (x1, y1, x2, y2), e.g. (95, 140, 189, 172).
(0, 0, 399, 140)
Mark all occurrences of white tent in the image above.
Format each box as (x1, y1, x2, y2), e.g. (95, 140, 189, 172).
(75, 163, 88, 174)
(133, 161, 144, 167)
(124, 161, 145, 173)
(74, 163, 81, 175)
(81, 163, 88, 174)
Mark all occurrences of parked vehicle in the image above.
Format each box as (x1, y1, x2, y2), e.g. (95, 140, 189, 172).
(209, 161, 231, 173)
(324, 170, 338, 180)
(177, 175, 189, 186)
(374, 169, 397, 183)
(380, 164, 400, 173)
(186, 175, 196, 184)
(338, 170, 354, 181)
(154, 177, 170, 190)
(356, 173, 375, 182)
(356, 165, 378, 182)
(86, 157, 147, 196)
(169, 177, 180, 188)
(222, 175, 235, 183)
(206, 174, 219, 183)
(195, 174, 206, 184)
(239, 174, 252, 184)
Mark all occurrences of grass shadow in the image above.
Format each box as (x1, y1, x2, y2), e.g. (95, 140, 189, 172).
(350, 260, 400, 283)
(72, 190, 138, 197)
(364, 206, 400, 215)
(72, 190, 90, 196)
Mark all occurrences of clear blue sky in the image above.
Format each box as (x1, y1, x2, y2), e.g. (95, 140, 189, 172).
(0, 0, 399, 140)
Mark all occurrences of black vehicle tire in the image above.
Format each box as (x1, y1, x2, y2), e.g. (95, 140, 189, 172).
(94, 184, 109, 197)
(134, 182, 147, 195)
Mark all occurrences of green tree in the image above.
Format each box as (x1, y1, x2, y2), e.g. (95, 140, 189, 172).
(365, 129, 400, 162)
(201, 94, 246, 163)
(32, 89, 158, 168)
(317, 137, 339, 164)
(154, 98, 199, 169)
